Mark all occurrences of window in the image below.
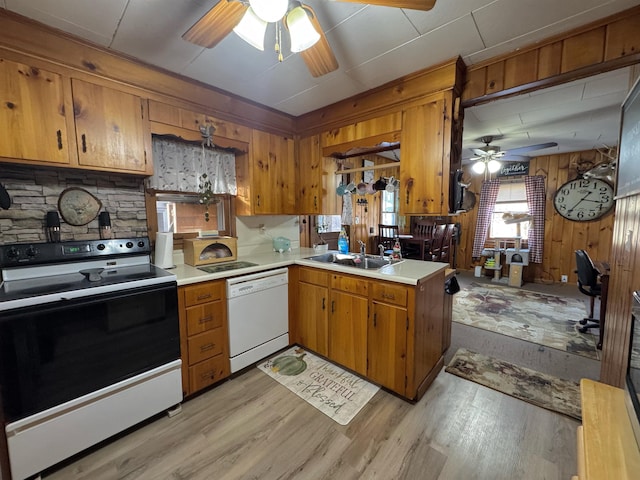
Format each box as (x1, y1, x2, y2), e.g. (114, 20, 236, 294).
(489, 181, 530, 240)
(381, 189, 399, 225)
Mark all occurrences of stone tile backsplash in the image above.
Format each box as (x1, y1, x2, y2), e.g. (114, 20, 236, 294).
(0, 165, 148, 244)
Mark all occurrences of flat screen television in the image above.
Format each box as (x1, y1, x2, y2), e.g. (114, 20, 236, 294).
(624, 291, 640, 450)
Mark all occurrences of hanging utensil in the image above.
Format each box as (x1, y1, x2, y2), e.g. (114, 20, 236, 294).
(0, 183, 11, 210)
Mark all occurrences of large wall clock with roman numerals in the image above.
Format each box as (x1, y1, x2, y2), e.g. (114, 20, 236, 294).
(553, 177, 614, 221)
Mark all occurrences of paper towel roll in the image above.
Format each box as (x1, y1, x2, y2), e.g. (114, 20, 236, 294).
(154, 232, 174, 269)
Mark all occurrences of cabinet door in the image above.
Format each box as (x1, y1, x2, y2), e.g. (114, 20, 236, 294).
(71, 78, 150, 173)
(250, 129, 295, 214)
(297, 281, 329, 356)
(400, 99, 447, 215)
(329, 290, 368, 376)
(297, 134, 341, 215)
(0, 58, 69, 164)
(368, 301, 407, 393)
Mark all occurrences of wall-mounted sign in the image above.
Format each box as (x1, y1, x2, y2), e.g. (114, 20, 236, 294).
(497, 162, 529, 177)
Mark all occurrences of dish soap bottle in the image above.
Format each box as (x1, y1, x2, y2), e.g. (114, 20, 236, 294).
(392, 237, 402, 259)
(338, 228, 349, 254)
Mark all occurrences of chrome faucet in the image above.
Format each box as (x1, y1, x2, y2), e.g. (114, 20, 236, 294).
(378, 244, 385, 259)
(358, 240, 366, 255)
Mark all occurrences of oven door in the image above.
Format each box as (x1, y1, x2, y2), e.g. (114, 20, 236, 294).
(0, 282, 180, 423)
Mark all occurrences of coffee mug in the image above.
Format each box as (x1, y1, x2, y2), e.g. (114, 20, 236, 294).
(336, 183, 346, 195)
(386, 176, 396, 192)
(356, 182, 367, 195)
(374, 177, 387, 191)
(365, 182, 376, 194)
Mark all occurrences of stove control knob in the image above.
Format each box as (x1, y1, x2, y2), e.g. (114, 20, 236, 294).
(126, 241, 134, 249)
(137, 240, 145, 248)
(25, 246, 38, 258)
(97, 244, 106, 251)
(6, 247, 19, 260)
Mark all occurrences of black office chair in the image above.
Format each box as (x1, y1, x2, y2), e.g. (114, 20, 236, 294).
(575, 249, 602, 333)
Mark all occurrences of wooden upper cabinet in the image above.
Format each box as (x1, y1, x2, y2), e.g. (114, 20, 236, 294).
(237, 129, 295, 215)
(71, 79, 151, 174)
(0, 58, 70, 165)
(400, 95, 449, 215)
(297, 134, 341, 215)
(322, 112, 402, 149)
(148, 100, 251, 146)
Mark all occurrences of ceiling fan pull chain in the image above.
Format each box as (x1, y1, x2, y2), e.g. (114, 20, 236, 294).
(276, 22, 283, 62)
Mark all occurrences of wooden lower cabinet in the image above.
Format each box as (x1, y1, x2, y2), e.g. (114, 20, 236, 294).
(296, 268, 330, 356)
(293, 266, 446, 400)
(178, 280, 230, 397)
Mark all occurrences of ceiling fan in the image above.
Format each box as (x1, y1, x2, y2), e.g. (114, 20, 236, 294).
(469, 135, 558, 175)
(182, 0, 437, 78)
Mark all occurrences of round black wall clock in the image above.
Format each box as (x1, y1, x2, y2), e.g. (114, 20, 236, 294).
(553, 177, 614, 221)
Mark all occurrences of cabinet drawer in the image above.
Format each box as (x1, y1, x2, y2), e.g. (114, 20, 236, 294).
(186, 302, 224, 336)
(189, 355, 228, 392)
(299, 267, 330, 287)
(187, 329, 224, 364)
(370, 282, 408, 307)
(183, 281, 224, 307)
(331, 274, 368, 296)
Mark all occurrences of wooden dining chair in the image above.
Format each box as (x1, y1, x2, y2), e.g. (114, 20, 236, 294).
(378, 224, 399, 255)
(426, 224, 447, 261)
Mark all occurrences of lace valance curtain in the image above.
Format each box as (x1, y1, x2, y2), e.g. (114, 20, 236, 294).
(147, 137, 237, 195)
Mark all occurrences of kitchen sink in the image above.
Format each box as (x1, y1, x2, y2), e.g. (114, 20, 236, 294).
(304, 252, 403, 270)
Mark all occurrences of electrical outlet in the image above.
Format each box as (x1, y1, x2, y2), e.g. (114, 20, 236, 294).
(561, 275, 568, 283)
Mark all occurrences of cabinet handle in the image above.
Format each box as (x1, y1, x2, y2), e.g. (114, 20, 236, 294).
(257, 195, 260, 207)
(200, 370, 216, 380)
(382, 293, 396, 300)
(200, 343, 215, 352)
(314, 196, 317, 208)
(199, 315, 213, 324)
(197, 293, 212, 300)
(81, 134, 87, 153)
(322, 297, 325, 310)
(331, 300, 335, 314)
(56, 130, 62, 149)
(406, 189, 410, 205)
(373, 312, 377, 327)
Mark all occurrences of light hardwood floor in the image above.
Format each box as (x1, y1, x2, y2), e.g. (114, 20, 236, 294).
(44, 365, 578, 480)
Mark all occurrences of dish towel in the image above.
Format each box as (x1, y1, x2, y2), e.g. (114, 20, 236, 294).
(341, 192, 353, 225)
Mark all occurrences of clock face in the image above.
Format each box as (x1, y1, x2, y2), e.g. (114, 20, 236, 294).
(553, 177, 614, 221)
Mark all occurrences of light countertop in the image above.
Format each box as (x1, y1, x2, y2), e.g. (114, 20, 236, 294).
(170, 248, 449, 287)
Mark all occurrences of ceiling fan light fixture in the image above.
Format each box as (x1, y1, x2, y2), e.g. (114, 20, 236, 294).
(472, 161, 486, 174)
(233, 7, 267, 51)
(287, 6, 320, 52)
(250, 0, 289, 23)
(487, 159, 501, 173)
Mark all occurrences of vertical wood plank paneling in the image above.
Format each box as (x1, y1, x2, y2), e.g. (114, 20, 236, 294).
(604, 16, 640, 60)
(601, 195, 640, 386)
(561, 28, 606, 73)
(485, 63, 505, 94)
(503, 51, 538, 89)
(537, 42, 563, 79)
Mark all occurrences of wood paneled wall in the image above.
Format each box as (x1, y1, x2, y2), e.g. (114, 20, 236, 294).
(455, 149, 615, 285)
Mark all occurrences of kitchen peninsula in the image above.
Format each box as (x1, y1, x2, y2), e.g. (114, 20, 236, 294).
(172, 248, 451, 401)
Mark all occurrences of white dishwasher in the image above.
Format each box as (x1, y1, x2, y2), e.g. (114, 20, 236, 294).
(227, 268, 289, 373)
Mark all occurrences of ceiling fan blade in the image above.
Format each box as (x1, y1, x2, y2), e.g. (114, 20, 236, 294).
(505, 142, 558, 156)
(500, 155, 531, 162)
(471, 148, 489, 156)
(335, 0, 437, 11)
(183, 1, 248, 48)
(300, 5, 339, 78)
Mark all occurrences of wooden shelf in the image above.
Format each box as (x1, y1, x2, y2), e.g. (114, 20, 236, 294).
(578, 379, 640, 479)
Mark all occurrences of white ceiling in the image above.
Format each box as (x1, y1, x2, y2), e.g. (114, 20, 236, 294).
(2, 0, 640, 157)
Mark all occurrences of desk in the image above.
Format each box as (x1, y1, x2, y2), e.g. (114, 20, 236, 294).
(594, 261, 610, 350)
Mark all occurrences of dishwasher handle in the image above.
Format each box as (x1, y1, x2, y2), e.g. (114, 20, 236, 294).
(226, 268, 288, 299)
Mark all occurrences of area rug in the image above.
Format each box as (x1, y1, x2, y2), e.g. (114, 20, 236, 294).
(453, 282, 600, 360)
(258, 346, 380, 425)
(446, 348, 581, 420)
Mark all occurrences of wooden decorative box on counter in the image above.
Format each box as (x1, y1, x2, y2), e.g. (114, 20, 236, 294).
(178, 280, 230, 396)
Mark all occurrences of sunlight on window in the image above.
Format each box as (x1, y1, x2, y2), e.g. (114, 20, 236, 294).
(489, 182, 530, 239)
(381, 190, 398, 225)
